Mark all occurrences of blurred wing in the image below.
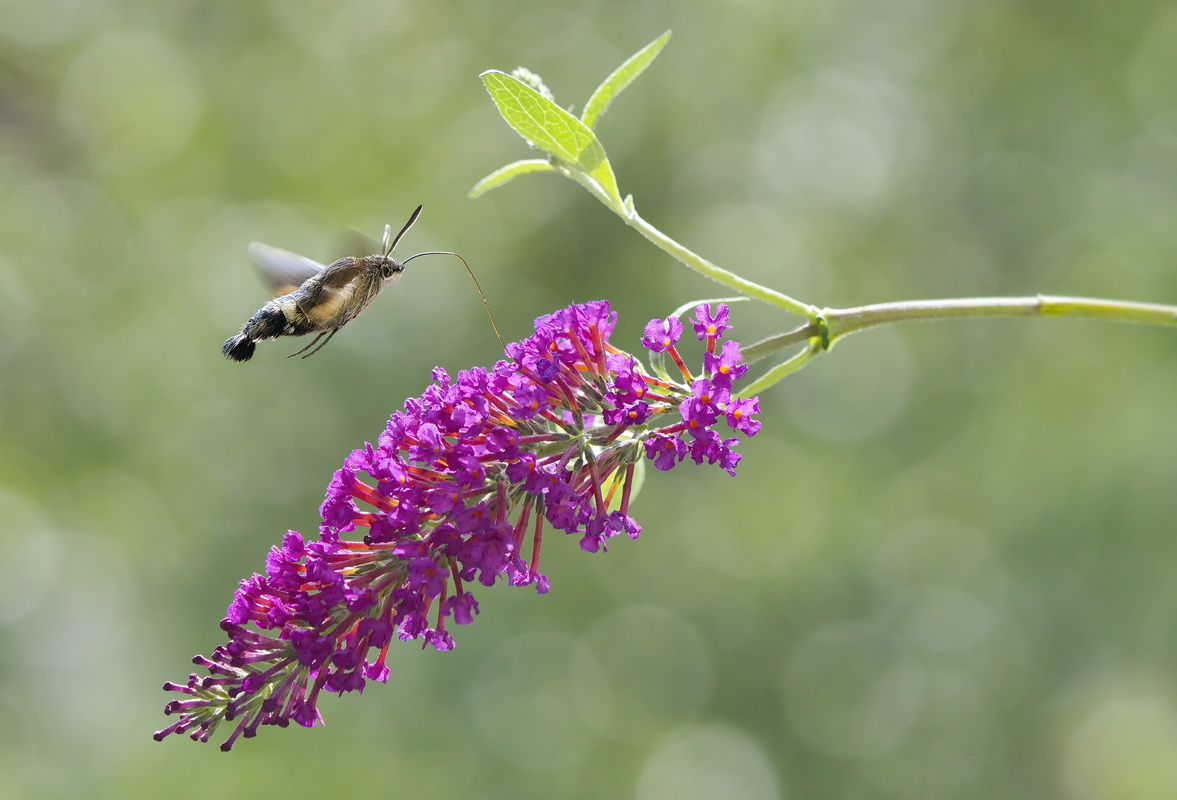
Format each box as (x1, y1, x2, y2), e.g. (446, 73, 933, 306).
(341, 228, 377, 257)
(248, 242, 325, 297)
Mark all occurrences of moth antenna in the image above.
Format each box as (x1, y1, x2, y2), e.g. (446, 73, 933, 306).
(402, 250, 505, 350)
(385, 204, 423, 257)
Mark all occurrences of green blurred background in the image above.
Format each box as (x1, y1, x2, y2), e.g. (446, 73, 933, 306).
(2, 1, 1176, 798)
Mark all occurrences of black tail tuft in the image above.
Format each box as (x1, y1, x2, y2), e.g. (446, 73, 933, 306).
(222, 335, 256, 362)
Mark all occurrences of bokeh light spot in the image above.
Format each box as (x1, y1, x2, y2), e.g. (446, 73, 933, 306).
(573, 605, 715, 743)
(783, 622, 924, 758)
(636, 724, 781, 800)
(58, 32, 202, 172)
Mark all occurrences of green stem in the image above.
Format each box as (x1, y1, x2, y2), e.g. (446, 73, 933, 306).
(620, 199, 814, 318)
(554, 161, 813, 317)
(824, 294, 1177, 345)
(735, 294, 1177, 395)
(560, 164, 619, 213)
(740, 343, 822, 396)
(741, 324, 815, 364)
(552, 160, 1177, 389)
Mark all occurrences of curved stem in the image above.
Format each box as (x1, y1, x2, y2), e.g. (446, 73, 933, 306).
(741, 323, 818, 364)
(620, 201, 814, 318)
(560, 164, 620, 213)
(824, 294, 1177, 345)
(740, 343, 821, 396)
(552, 160, 815, 318)
(551, 152, 1177, 390)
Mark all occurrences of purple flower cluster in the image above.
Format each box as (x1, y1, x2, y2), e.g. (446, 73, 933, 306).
(156, 300, 759, 749)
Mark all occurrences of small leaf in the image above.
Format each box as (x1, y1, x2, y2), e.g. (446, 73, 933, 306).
(481, 71, 582, 161)
(603, 459, 645, 512)
(581, 31, 672, 130)
(480, 70, 621, 205)
(469, 159, 556, 199)
(647, 348, 672, 384)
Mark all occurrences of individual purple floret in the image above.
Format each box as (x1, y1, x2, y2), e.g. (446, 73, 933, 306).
(691, 302, 732, 343)
(157, 300, 760, 750)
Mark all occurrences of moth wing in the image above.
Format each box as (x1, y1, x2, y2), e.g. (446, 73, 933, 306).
(248, 242, 325, 298)
(340, 228, 377, 258)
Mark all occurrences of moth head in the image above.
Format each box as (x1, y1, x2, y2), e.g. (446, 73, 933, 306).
(363, 205, 422, 285)
(371, 254, 405, 283)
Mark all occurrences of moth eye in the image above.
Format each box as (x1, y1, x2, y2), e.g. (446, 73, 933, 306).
(381, 263, 396, 278)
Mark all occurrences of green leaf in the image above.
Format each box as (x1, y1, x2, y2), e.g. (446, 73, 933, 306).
(581, 31, 671, 130)
(604, 458, 645, 511)
(469, 159, 556, 199)
(480, 70, 621, 205)
(646, 349, 673, 385)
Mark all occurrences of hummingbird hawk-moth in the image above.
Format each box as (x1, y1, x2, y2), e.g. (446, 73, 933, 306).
(222, 205, 500, 362)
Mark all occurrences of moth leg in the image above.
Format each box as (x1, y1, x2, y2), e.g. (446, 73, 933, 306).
(300, 329, 340, 358)
(295, 328, 340, 359)
(286, 330, 331, 358)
